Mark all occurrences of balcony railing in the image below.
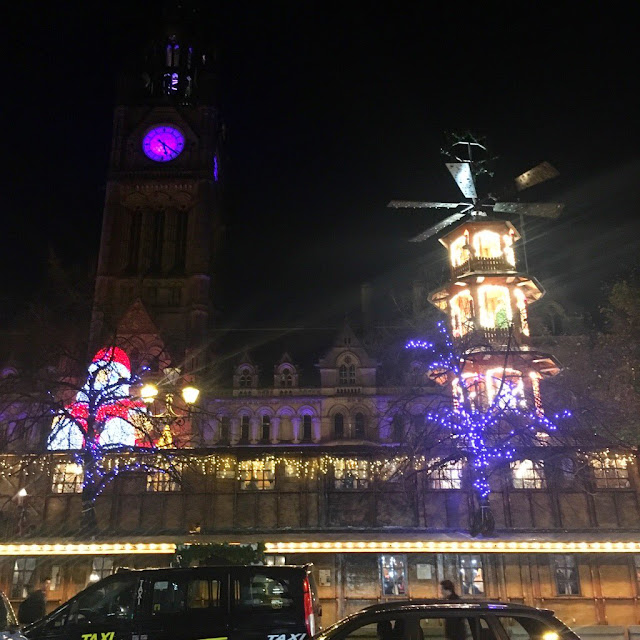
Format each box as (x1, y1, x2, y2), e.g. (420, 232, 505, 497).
(454, 327, 514, 348)
(452, 256, 515, 278)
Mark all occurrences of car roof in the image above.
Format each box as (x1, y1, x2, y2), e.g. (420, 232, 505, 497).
(356, 600, 555, 616)
(113, 564, 311, 575)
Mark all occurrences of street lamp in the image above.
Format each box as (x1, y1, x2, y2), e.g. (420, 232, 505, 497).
(139, 368, 200, 446)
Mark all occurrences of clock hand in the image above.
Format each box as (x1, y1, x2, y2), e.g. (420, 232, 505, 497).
(163, 142, 178, 154)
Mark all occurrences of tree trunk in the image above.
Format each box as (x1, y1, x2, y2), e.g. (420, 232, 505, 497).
(80, 450, 99, 535)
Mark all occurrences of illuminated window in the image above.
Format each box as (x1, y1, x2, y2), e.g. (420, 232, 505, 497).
(458, 373, 487, 410)
(473, 230, 501, 259)
(11, 557, 36, 599)
(428, 460, 464, 489)
(450, 290, 475, 337)
(380, 555, 407, 596)
(51, 462, 83, 494)
(478, 285, 512, 329)
(450, 231, 471, 267)
(334, 459, 369, 489)
(554, 555, 580, 595)
(460, 555, 485, 595)
(590, 455, 631, 489)
(89, 557, 114, 583)
(334, 413, 345, 439)
(264, 555, 286, 566)
(511, 460, 545, 489)
(146, 464, 182, 492)
(239, 460, 275, 490)
(215, 460, 236, 479)
(487, 368, 526, 409)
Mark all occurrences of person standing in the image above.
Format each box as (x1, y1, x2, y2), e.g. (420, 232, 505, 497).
(440, 580, 466, 640)
(18, 577, 51, 624)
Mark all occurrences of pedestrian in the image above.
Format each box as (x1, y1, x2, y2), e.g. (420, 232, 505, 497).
(440, 580, 466, 640)
(18, 577, 51, 624)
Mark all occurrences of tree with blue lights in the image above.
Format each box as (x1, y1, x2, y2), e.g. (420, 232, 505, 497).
(403, 321, 571, 536)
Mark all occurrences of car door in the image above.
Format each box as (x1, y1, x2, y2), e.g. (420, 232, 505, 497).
(325, 611, 410, 640)
(137, 569, 229, 640)
(28, 574, 138, 640)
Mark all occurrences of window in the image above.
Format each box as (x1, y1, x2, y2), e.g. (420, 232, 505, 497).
(239, 368, 252, 388)
(219, 416, 230, 442)
(348, 364, 356, 384)
(69, 575, 137, 624)
(146, 465, 181, 492)
(511, 460, 545, 489)
(264, 555, 286, 566)
(590, 455, 631, 489)
(354, 412, 366, 439)
(554, 555, 580, 595)
(478, 284, 512, 329)
(240, 416, 250, 442)
(261, 415, 271, 442)
(380, 555, 407, 596)
(334, 459, 369, 489)
(450, 230, 471, 267)
(11, 557, 36, 599)
(428, 460, 464, 489)
(391, 415, 404, 442)
(239, 460, 275, 490)
(280, 368, 293, 387)
(89, 557, 114, 583)
(339, 365, 347, 385)
(497, 615, 558, 640)
(235, 573, 294, 613)
(334, 413, 344, 439)
(302, 415, 312, 442)
(473, 229, 502, 258)
(487, 367, 526, 409)
(418, 616, 486, 640)
(450, 290, 475, 337)
(460, 555, 485, 595)
(151, 577, 221, 615)
(216, 459, 236, 479)
(51, 462, 83, 493)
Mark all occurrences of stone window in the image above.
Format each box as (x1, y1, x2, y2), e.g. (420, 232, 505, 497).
(261, 415, 271, 442)
(302, 415, 312, 442)
(459, 555, 485, 595)
(354, 412, 366, 438)
(334, 413, 344, 439)
(240, 416, 250, 442)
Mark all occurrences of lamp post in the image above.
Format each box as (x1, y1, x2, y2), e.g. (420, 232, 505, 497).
(139, 367, 200, 446)
(0, 488, 28, 537)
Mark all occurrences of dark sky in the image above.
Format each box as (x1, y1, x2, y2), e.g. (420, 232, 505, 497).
(3, 2, 638, 328)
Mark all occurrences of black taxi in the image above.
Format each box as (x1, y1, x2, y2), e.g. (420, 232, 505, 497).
(23, 565, 320, 640)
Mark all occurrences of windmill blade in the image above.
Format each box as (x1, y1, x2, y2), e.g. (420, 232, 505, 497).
(388, 200, 463, 209)
(514, 161, 560, 191)
(493, 202, 564, 218)
(409, 212, 467, 242)
(446, 162, 477, 199)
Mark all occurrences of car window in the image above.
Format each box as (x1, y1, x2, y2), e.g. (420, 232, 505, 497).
(68, 576, 136, 625)
(496, 616, 559, 640)
(339, 617, 406, 640)
(234, 573, 294, 612)
(417, 615, 486, 640)
(151, 577, 221, 614)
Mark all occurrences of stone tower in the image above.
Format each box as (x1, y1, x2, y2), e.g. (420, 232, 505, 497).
(90, 5, 224, 370)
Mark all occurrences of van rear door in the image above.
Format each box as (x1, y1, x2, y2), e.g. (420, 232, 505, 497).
(230, 567, 307, 640)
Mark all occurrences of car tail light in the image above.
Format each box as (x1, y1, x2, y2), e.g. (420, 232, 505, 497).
(303, 575, 316, 636)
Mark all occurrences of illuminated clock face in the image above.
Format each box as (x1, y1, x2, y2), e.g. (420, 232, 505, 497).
(142, 125, 185, 162)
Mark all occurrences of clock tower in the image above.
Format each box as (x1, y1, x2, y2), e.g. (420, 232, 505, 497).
(91, 8, 224, 369)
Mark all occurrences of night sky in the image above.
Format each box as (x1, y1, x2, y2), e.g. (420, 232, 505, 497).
(3, 2, 638, 329)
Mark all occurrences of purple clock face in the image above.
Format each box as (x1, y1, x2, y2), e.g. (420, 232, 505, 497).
(142, 125, 185, 162)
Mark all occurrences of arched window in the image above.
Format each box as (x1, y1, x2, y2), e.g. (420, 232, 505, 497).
(240, 416, 250, 442)
(354, 413, 365, 439)
(302, 415, 312, 442)
(334, 413, 344, 439)
(450, 290, 475, 337)
(281, 368, 293, 387)
(219, 417, 230, 442)
(261, 415, 270, 442)
(339, 365, 348, 385)
(239, 368, 252, 387)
